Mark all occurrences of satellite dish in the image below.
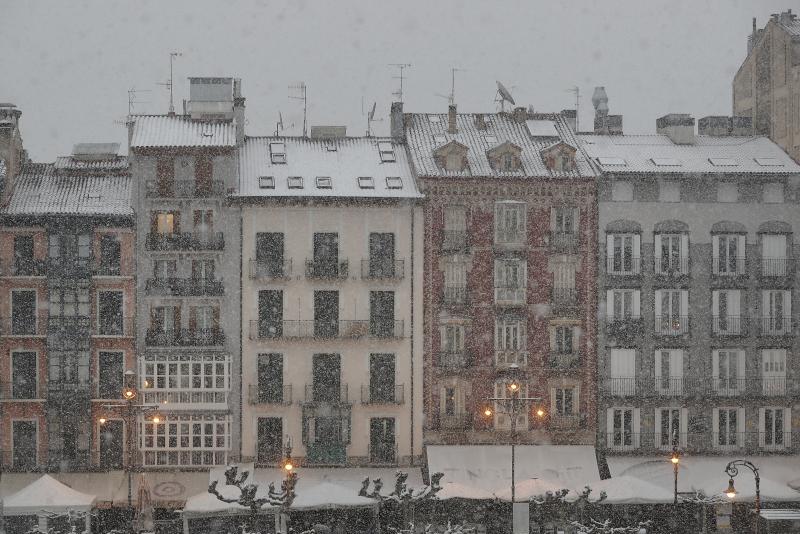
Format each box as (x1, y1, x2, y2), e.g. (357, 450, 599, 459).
(496, 81, 516, 106)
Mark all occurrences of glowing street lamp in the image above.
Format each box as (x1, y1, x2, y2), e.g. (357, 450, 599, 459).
(723, 460, 760, 534)
(725, 478, 737, 499)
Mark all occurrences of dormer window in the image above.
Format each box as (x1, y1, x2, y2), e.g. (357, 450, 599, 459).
(259, 176, 274, 189)
(316, 176, 332, 189)
(433, 140, 469, 173)
(386, 176, 403, 189)
(501, 153, 514, 171)
(445, 154, 463, 171)
(487, 141, 522, 172)
(540, 142, 577, 173)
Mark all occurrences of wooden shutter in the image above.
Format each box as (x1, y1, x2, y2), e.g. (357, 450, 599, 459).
(213, 307, 220, 330)
(633, 290, 640, 316)
(737, 235, 746, 266)
(680, 408, 688, 447)
(206, 210, 213, 230)
(633, 234, 641, 268)
(758, 408, 766, 447)
(784, 408, 792, 447)
(712, 235, 720, 274)
(680, 291, 689, 317)
(606, 290, 614, 319)
(172, 211, 180, 233)
(550, 208, 557, 232)
(189, 307, 197, 332)
(173, 307, 181, 331)
(784, 290, 792, 318)
(633, 408, 641, 448)
(712, 408, 719, 448)
(712, 291, 719, 316)
(680, 234, 688, 272)
(737, 407, 746, 447)
(654, 408, 662, 448)
(572, 208, 580, 234)
(654, 234, 662, 272)
(606, 234, 614, 270)
(150, 212, 158, 235)
(606, 408, 614, 447)
(193, 210, 201, 229)
(654, 291, 662, 320)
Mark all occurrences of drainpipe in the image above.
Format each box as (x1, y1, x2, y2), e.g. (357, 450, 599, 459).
(409, 201, 416, 466)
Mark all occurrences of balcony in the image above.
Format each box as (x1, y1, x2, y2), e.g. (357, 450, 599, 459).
(248, 384, 292, 405)
(92, 262, 123, 277)
(442, 285, 468, 306)
(760, 258, 794, 278)
(546, 352, 581, 370)
(605, 256, 641, 276)
(248, 259, 292, 280)
(370, 319, 404, 339)
(305, 259, 349, 279)
(145, 232, 225, 251)
(0, 258, 47, 277)
(654, 256, 689, 276)
(361, 259, 405, 280)
(250, 319, 393, 340)
(145, 328, 225, 347)
(494, 230, 525, 249)
(441, 231, 468, 253)
(712, 316, 748, 336)
(547, 231, 578, 253)
(303, 384, 349, 404)
(604, 316, 643, 337)
(712, 257, 746, 277)
(549, 414, 585, 430)
(435, 351, 471, 369)
(141, 389, 229, 406)
(94, 316, 135, 337)
(0, 315, 48, 336)
(600, 377, 638, 396)
(551, 288, 578, 312)
(369, 442, 397, 465)
(758, 317, 794, 336)
(47, 316, 90, 333)
(145, 277, 225, 296)
(653, 377, 684, 397)
(361, 384, 404, 404)
(47, 256, 91, 278)
(603, 433, 641, 452)
(495, 350, 528, 368)
(494, 286, 526, 306)
(305, 443, 347, 465)
(654, 315, 689, 336)
(145, 179, 225, 198)
(439, 413, 473, 430)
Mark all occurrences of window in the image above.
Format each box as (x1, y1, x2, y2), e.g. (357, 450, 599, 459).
(554, 387, 575, 416)
(11, 351, 36, 399)
(552, 206, 577, 235)
(441, 324, 464, 353)
(255, 232, 285, 277)
(655, 233, 687, 273)
(606, 407, 639, 449)
(597, 157, 626, 166)
(99, 419, 124, 469)
(655, 408, 686, 449)
(258, 290, 283, 338)
(98, 351, 123, 399)
(312, 353, 341, 403)
(754, 158, 783, 167)
(495, 318, 527, 366)
(606, 234, 640, 274)
(655, 349, 683, 395)
(654, 290, 688, 335)
(99, 235, 121, 275)
(141, 415, 230, 467)
(190, 306, 218, 339)
(369, 354, 396, 403)
(494, 259, 526, 304)
(358, 176, 374, 189)
(717, 182, 738, 203)
(153, 259, 176, 280)
(11, 289, 37, 335)
(493, 380, 528, 429)
(287, 176, 303, 189)
(713, 349, 745, 396)
(369, 291, 395, 337)
(314, 291, 339, 338)
(445, 152, 464, 172)
(713, 234, 745, 275)
(97, 290, 124, 335)
(370, 418, 396, 463)
(385, 176, 403, 189)
(150, 306, 178, 337)
(433, 134, 447, 144)
(155, 212, 176, 234)
(651, 158, 681, 167)
(611, 181, 633, 201)
(759, 408, 790, 449)
(12, 420, 37, 469)
(763, 183, 784, 203)
(141, 354, 229, 399)
(443, 387, 457, 416)
(762, 290, 791, 335)
(500, 153, 515, 171)
(312, 232, 340, 277)
(443, 261, 466, 304)
(709, 158, 738, 166)
(257, 353, 284, 403)
(761, 234, 787, 276)
(257, 417, 283, 463)
(258, 176, 274, 189)
(660, 181, 680, 202)
(368, 233, 396, 278)
(607, 349, 636, 396)
(713, 407, 744, 449)
(443, 206, 467, 250)
(484, 135, 497, 144)
(378, 141, 396, 162)
(269, 142, 286, 164)
(191, 260, 215, 282)
(605, 289, 640, 320)
(712, 290, 742, 335)
(553, 325, 574, 354)
(494, 202, 526, 245)
(762, 349, 786, 396)
(13, 235, 36, 275)
(315, 176, 332, 189)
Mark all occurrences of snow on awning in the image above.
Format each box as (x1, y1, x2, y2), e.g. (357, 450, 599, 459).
(427, 445, 601, 501)
(585, 476, 674, 504)
(3, 474, 96, 515)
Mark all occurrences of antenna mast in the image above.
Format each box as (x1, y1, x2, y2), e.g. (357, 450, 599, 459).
(389, 63, 412, 102)
(289, 82, 308, 137)
(448, 67, 464, 105)
(127, 87, 151, 115)
(168, 52, 182, 114)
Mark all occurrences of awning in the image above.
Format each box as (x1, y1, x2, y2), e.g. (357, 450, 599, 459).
(3, 474, 96, 515)
(583, 476, 674, 504)
(760, 509, 800, 520)
(607, 456, 800, 502)
(427, 445, 601, 501)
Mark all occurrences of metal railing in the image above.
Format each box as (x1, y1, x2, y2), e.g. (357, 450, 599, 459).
(0, 380, 42, 400)
(551, 288, 578, 309)
(438, 413, 473, 430)
(250, 319, 390, 339)
(602, 432, 800, 453)
(494, 229, 525, 246)
(604, 316, 643, 336)
(600, 377, 639, 396)
(441, 231, 468, 252)
(141, 389, 229, 406)
(605, 256, 641, 275)
(760, 258, 794, 277)
(758, 316, 794, 336)
(145, 277, 225, 296)
(92, 262, 123, 276)
(0, 258, 47, 277)
(711, 316, 748, 336)
(248, 259, 292, 279)
(368, 442, 397, 465)
(47, 316, 90, 333)
(494, 286, 526, 306)
(599, 376, 796, 397)
(547, 352, 581, 370)
(305, 259, 349, 279)
(712, 257, 746, 276)
(248, 384, 292, 405)
(361, 384, 404, 404)
(435, 351, 471, 368)
(145, 328, 226, 347)
(548, 414, 585, 429)
(442, 285, 468, 306)
(654, 315, 689, 336)
(145, 179, 225, 198)
(370, 319, 404, 338)
(94, 316, 135, 337)
(654, 256, 689, 275)
(0, 315, 48, 336)
(47, 256, 91, 278)
(495, 350, 528, 368)
(361, 259, 405, 280)
(303, 384, 349, 404)
(548, 232, 578, 252)
(145, 232, 225, 251)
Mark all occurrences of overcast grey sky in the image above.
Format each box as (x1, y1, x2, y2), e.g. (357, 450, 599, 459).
(2, 0, 793, 161)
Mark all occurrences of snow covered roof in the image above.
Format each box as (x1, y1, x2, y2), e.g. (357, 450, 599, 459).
(3, 474, 96, 514)
(236, 136, 421, 199)
(0, 163, 133, 217)
(54, 155, 128, 171)
(585, 476, 674, 504)
(776, 16, 800, 37)
(0, 158, 6, 181)
(579, 133, 800, 175)
(404, 112, 595, 178)
(427, 445, 600, 501)
(130, 114, 237, 148)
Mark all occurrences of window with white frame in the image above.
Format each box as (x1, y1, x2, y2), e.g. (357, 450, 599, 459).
(606, 234, 640, 274)
(607, 348, 636, 396)
(495, 317, 527, 367)
(655, 407, 687, 449)
(140, 414, 230, 467)
(712, 290, 742, 335)
(440, 384, 464, 418)
(553, 387, 576, 417)
(763, 183, 784, 203)
(141, 354, 230, 405)
(551, 206, 578, 235)
(552, 325, 574, 354)
(605, 289, 640, 320)
(654, 233, 687, 273)
(494, 202, 526, 245)
(606, 407, 639, 449)
(655, 349, 683, 395)
(759, 407, 791, 449)
(713, 407, 744, 449)
(441, 324, 464, 353)
(494, 258, 526, 304)
(712, 349, 745, 396)
(659, 181, 680, 202)
(761, 234, 788, 276)
(443, 261, 467, 304)
(611, 181, 633, 201)
(655, 289, 688, 335)
(762, 290, 791, 335)
(717, 182, 738, 203)
(713, 234, 745, 275)
(493, 380, 528, 430)
(442, 206, 467, 250)
(762, 349, 786, 396)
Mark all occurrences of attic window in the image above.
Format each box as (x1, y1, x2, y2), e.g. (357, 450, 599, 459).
(484, 135, 497, 144)
(316, 176, 332, 189)
(287, 176, 303, 189)
(269, 142, 286, 164)
(325, 144, 338, 152)
(429, 115, 441, 123)
(259, 176, 274, 189)
(499, 153, 517, 172)
(358, 176, 374, 189)
(378, 141, 396, 162)
(386, 176, 403, 189)
(87, 193, 101, 200)
(597, 157, 627, 166)
(651, 158, 682, 167)
(755, 158, 784, 167)
(433, 134, 447, 145)
(709, 158, 738, 166)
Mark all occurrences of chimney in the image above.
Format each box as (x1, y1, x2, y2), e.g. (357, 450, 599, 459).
(448, 104, 457, 134)
(512, 106, 528, 123)
(657, 114, 695, 144)
(592, 87, 609, 133)
(233, 78, 245, 146)
(697, 116, 730, 136)
(474, 113, 487, 130)
(390, 102, 404, 139)
(0, 103, 25, 199)
(729, 116, 753, 136)
(560, 109, 577, 132)
(748, 17, 757, 54)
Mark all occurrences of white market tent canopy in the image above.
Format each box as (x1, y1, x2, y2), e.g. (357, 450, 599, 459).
(583, 476, 674, 504)
(3, 474, 97, 515)
(427, 445, 601, 501)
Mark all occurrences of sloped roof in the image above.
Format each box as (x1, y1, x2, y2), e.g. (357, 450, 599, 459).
(54, 155, 128, 170)
(1, 163, 133, 217)
(236, 136, 421, 199)
(579, 133, 800, 175)
(130, 114, 236, 148)
(4, 474, 96, 514)
(404, 112, 595, 178)
(777, 16, 800, 37)
(0, 158, 6, 181)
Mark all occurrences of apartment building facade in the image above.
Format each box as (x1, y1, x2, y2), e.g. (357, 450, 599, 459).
(0, 132, 135, 471)
(234, 134, 423, 467)
(583, 113, 800, 460)
(400, 104, 598, 446)
(733, 9, 800, 162)
(128, 78, 243, 468)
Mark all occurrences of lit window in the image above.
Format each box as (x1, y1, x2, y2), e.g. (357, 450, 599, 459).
(316, 177, 332, 189)
(717, 182, 738, 203)
(358, 176, 374, 189)
(378, 141, 396, 162)
(385, 177, 403, 189)
(611, 181, 633, 201)
(763, 182, 784, 203)
(659, 181, 680, 202)
(287, 176, 303, 189)
(269, 142, 286, 164)
(258, 176, 274, 189)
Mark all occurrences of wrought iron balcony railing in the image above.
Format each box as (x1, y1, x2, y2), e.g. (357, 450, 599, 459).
(0, 258, 47, 277)
(547, 231, 578, 252)
(303, 384, 349, 404)
(361, 384, 404, 404)
(368, 442, 397, 465)
(248, 384, 293, 405)
(711, 316, 748, 336)
(248, 259, 292, 279)
(605, 256, 641, 275)
(305, 259, 349, 279)
(760, 257, 794, 277)
(145, 232, 225, 251)
(442, 285, 468, 306)
(495, 350, 528, 368)
(145, 277, 225, 296)
(361, 259, 405, 280)
(441, 231, 468, 252)
(712, 257, 746, 276)
(654, 256, 689, 275)
(145, 328, 225, 347)
(654, 315, 689, 336)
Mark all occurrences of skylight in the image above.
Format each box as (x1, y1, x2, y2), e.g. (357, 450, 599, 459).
(651, 158, 682, 167)
(525, 119, 559, 137)
(708, 158, 738, 166)
(754, 158, 784, 167)
(269, 142, 286, 164)
(287, 176, 303, 189)
(258, 176, 274, 189)
(386, 176, 403, 189)
(358, 176, 374, 189)
(378, 141, 396, 162)
(429, 115, 441, 123)
(484, 135, 498, 144)
(433, 134, 447, 144)
(325, 144, 337, 152)
(597, 157, 627, 166)
(316, 176, 332, 189)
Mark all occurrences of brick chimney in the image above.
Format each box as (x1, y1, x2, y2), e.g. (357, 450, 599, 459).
(512, 106, 528, 123)
(657, 114, 695, 144)
(0, 103, 25, 200)
(233, 78, 245, 146)
(390, 102, 404, 139)
(448, 104, 457, 134)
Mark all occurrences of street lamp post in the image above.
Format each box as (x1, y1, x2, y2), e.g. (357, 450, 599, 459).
(723, 459, 761, 534)
(670, 445, 680, 505)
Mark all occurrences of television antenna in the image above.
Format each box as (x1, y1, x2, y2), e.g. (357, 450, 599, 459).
(156, 51, 182, 114)
(495, 81, 516, 112)
(436, 67, 465, 105)
(365, 101, 383, 137)
(389, 63, 412, 102)
(289, 82, 307, 137)
(128, 87, 152, 115)
(566, 86, 580, 132)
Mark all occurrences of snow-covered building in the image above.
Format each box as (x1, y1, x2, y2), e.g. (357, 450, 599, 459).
(232, 132, 423, 468)
(400, 103, 599, 448)
(0, 127, 135, 472)
(582, 109, 800, 473)
(128, 77, 243, 468)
